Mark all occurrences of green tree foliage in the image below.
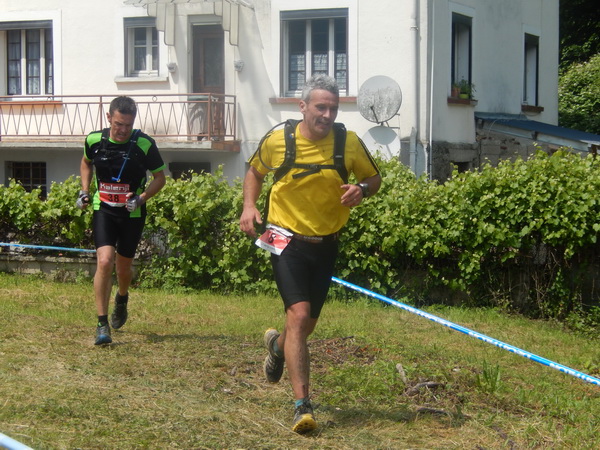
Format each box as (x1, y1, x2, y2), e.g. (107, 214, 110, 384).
(559, 54, 600, 135)
(559, 0, 600, 69)
(558, 0, 600, 134)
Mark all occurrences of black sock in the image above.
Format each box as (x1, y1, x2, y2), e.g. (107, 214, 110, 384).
(98, 315, 108, 326)
(115, 293, 129, 304)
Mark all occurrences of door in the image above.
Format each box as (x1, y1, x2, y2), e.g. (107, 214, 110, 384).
(191, 25, 225, 137)
(192, 25, 224, 94)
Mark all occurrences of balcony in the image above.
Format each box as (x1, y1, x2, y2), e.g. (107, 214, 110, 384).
(0, 93, 239, 151)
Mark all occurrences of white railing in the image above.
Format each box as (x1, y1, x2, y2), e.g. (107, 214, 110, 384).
(0, 93, 236, 142)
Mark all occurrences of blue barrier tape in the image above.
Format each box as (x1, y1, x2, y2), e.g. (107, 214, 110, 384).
(0, 432, 33, 450)
(0, 243, 95, 254)
(332, 277, 600, 387)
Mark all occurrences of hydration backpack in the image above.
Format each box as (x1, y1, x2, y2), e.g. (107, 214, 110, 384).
(257, 119, 348, 231)
(258, 119, 348, 184)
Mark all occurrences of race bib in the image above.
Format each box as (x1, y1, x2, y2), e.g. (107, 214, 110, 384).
(255, 225, 293, 255)
(98, 182, 130, 207)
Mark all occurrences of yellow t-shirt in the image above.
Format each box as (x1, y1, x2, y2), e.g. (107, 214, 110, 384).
(250, 123, 379, 236)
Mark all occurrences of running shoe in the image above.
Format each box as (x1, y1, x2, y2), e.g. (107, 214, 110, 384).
(263, 328, 284, 383)
(292, 399, 317, 434)
(110, 296, 128, 329)
(95, 324, 112, 345)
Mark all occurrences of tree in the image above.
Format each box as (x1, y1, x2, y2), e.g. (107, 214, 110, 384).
(560, 0, 600, 70)
(558, 54, 600, 135)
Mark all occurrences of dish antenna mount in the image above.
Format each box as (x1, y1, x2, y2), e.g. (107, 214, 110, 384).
(357, 76, 402, 124)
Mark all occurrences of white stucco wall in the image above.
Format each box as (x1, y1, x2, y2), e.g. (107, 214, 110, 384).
(0, 0, 560, 187)
(429, 0, 558, 145)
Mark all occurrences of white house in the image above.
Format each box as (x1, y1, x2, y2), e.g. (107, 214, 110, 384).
(2, 0, 585, 194)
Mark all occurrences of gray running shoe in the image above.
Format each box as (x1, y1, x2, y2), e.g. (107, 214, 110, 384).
(263, 328, 284, 383)
(95, 324, 112, 345)
(110, 297, 128, 329)
(292, 399, 317, 434)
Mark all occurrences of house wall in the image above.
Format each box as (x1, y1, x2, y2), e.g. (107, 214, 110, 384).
(0, 0, 560, 188)
(429, 0, 559, 178)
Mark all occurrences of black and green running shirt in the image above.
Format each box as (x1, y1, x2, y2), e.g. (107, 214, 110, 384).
(83, 128, 166, 218)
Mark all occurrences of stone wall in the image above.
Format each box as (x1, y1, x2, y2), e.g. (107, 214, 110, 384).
(430, 129, 558, 181)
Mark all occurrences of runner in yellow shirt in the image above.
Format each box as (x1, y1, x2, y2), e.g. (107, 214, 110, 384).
(239, 74, 381, 434)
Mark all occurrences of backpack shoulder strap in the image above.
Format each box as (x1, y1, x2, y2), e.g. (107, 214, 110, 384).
(99, 128, 110, 149)
(332, 122, 348, 184)
(273, 119, 301, 183)
(130, 129, 141, 143)
(274, 120, 348, 184)
(92, 128, 110, 157)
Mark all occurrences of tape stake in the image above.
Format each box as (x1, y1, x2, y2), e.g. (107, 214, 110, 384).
(0, 432, 34, 450)
(332, 277, 600, 387)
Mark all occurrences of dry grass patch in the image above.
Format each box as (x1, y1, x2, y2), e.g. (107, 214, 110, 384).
(1, 273, 599, 449)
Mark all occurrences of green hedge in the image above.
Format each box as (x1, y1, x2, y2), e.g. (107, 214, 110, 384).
(2, 151, 600, 322)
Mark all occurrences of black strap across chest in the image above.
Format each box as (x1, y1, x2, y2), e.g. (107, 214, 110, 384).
(271, 119, 348, 184)
(258, 119, 348, 233)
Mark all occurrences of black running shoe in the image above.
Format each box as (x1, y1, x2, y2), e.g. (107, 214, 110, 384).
(95, 324, 112, 345)
(110, 296, 128, 329)
(292, 399, 317, 434)
(263, 328, 284, 383)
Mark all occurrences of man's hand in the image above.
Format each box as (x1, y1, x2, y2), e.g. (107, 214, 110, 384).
(76, 190, 90, 210)
(239, 206, 263, 237)
(340, 183, 364, 207)
(126, 193, 144, 212)
(239, 167, 266, 237)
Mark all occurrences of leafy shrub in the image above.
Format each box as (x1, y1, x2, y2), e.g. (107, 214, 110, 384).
(139, 167, 275, 293)
(0, 180, 42, 242)
(559, 53, 600, 135)
(2, 152, 600, 325)
(41, 176, 93, 247)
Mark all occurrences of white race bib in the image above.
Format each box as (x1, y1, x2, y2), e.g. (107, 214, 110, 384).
(98, 182, 130, 207)
(255, 224, 293, 255)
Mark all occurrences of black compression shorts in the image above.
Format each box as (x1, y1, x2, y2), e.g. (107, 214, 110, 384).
(271, 238, 339, 319)
(92, 209, 145, 258)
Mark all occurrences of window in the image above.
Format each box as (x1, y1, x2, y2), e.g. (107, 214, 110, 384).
(6, 161, 47, 197)
(451, 13, 472, 86)
(2, 21, 53, 95)
(281, 9, 348, 96)
(124, 18, 159, 77)
(523, 34, 539, 106)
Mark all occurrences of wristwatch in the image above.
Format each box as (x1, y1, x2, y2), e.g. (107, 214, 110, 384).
(357, 183, 370, 198)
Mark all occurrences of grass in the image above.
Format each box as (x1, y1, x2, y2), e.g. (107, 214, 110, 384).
(0, 272, 599, 449)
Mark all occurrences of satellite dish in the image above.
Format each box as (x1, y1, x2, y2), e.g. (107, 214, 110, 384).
(362, 126, 401, 158)
(357, 76, 402, 124)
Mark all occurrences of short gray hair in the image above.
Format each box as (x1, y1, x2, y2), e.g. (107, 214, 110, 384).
(301, 74, 339, 103)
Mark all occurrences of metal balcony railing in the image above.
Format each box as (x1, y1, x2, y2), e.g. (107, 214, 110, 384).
(0, 93, 236, 142)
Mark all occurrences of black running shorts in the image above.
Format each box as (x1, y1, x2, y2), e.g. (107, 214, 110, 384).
(271, 238, 339, 319)
(92, 209, 145, 259)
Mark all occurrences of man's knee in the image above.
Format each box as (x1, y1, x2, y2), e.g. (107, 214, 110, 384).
(287, 301, 311, 319)
(115, 256, 134, 278)
(96, 252, 115, 272)
(286, 303, 317, 336)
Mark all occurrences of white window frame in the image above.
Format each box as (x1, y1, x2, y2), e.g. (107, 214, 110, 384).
(1, 22, 53, 96)
(523, 33, 539, 106)
(451, 12, 472, 86)
(125, 17, 159, 77)
(280, 9, 348, 97)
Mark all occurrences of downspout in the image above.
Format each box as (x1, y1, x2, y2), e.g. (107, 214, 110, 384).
(428, 0, 435, 180)
(409, 0, 420, 174)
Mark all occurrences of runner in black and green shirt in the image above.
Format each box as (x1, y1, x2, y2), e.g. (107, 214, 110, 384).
(77, 96, 166, 345)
